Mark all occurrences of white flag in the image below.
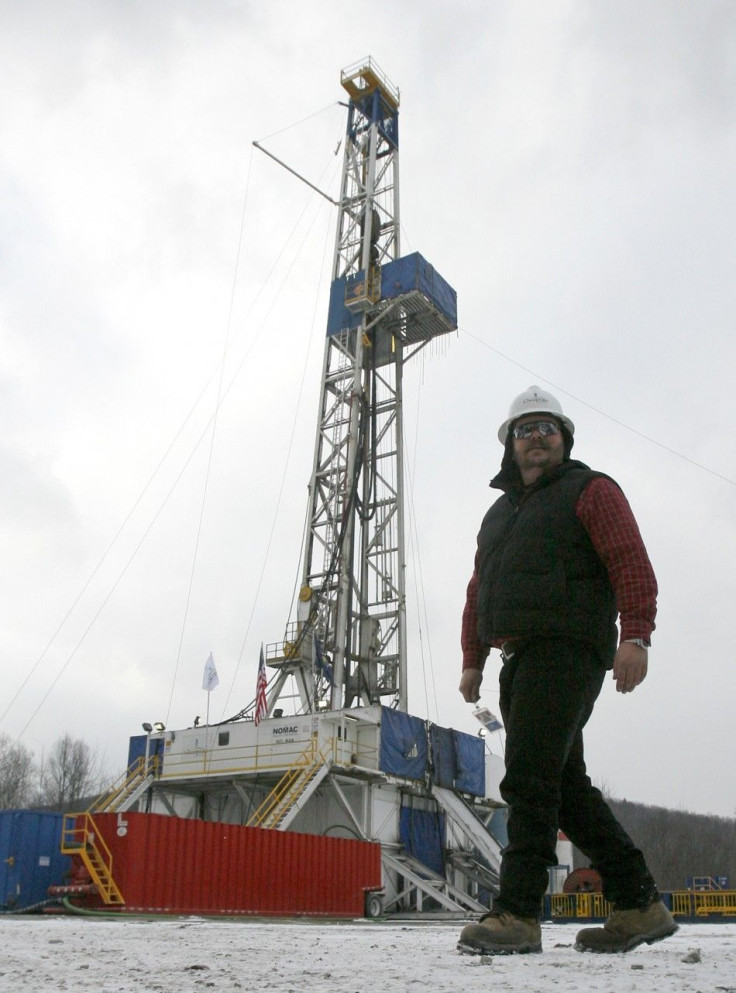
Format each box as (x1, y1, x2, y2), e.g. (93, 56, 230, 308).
(202, 652, 219, 692)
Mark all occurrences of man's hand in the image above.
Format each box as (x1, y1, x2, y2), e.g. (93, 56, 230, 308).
(459, 668, 483, 703)
(612, 642, 648, 694)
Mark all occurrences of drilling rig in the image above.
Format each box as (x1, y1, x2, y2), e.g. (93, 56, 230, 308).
(101, 60, 506, 916)
(254, 58, 457, 718)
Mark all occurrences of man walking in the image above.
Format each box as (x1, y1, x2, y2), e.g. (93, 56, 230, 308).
(457, 386, 677, 955)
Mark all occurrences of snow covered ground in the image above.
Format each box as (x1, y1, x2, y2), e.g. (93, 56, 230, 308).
(1, 915, 734, 993)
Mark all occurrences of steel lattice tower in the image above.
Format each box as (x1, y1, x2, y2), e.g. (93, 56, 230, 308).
(262, 60, 456, 717)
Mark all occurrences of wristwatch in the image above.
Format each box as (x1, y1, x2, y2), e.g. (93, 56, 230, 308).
(623, 638, 649, 650)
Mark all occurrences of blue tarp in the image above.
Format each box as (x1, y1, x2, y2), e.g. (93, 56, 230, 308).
(379, 708, 427, 781)
(429, 724, 456, 789)
(380, 710, 486, 797)
(452, 730, 486, 796)
(429, 724, 486, 797)
(399, 804, 446, 876)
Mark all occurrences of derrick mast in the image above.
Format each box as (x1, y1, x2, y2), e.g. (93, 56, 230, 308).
(264, 59, 456, 716)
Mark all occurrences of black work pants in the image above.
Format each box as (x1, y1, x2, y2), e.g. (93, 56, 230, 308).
(495, 637, 657, 919)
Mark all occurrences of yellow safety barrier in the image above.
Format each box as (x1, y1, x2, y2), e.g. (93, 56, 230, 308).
(549, 892, 611, 919)
(693, 891, 736, 917)
(550, 889, 736, 920)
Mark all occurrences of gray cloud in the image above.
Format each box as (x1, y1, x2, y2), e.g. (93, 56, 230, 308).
(1, 0, 733, 817)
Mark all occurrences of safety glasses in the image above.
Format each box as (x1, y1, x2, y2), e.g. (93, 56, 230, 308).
(512, 420, 561, 440)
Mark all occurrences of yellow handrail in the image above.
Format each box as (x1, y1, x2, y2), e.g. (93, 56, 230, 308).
(246, 739, 333, 829)
(87, 754, 158, 814)
(61, 812, 125, 905)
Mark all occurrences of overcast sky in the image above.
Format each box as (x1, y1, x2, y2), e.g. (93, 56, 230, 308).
(2, 1, 734, 819)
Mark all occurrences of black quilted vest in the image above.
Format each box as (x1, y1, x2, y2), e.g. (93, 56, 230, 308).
(475, 461, 618, 665)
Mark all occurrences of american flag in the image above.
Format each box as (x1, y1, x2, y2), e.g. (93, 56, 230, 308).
(254, 644, 268, 726)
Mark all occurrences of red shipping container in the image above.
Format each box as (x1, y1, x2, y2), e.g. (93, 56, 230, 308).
(79, 812, 381, 918)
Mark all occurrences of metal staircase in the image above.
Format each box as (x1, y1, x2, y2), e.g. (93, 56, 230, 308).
(381, 850, 486, 914)
(446, 850, 499, 893)
(431, 785, 503, 877)
(60, 813, 125, 906)
(246, 740, 332, 830)
(88, 755, 156, 814)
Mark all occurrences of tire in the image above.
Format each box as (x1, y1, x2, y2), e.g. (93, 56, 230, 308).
(365, 893, 383, 918)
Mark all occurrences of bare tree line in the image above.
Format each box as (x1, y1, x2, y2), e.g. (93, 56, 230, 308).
(0, 732, 110, 811)
(572, 795, 736, 892)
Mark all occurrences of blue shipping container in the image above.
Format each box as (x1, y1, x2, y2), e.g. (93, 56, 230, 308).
(0, 810, 71, 910)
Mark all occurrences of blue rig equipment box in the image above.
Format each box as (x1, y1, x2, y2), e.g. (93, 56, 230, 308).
(0, 810, 71, 910)
(327, 251, 457, 346)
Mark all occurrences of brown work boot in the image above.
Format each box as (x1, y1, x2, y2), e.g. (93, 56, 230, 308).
(575, 899, 678, 953)
(457, 908, 542, 955)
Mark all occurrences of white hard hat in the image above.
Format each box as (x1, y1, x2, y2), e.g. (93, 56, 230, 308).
(498, 385, 575, 443)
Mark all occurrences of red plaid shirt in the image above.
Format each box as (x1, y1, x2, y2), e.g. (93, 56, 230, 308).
(461, 477, 657, 670)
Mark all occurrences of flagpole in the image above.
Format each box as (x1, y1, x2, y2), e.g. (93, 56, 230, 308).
(201, 652, 219, 775)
